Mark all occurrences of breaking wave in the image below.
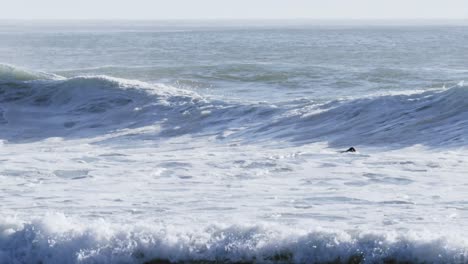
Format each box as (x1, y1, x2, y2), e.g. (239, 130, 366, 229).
(0, 64, 467, 148)
(1, 215, 467, 264)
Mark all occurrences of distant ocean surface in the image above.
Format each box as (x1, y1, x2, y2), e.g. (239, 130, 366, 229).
(1, 21, 468, 263)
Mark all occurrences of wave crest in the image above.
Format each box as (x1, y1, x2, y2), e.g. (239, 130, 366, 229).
(0, 64, 61, 82)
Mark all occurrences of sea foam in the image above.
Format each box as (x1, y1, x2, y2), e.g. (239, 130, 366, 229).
(1, 214, 467, 264)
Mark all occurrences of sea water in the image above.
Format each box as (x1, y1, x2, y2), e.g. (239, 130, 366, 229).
(1, 21, 468, 263)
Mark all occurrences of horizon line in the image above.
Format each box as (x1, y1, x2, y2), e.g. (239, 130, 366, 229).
(1, 18, 467, 21)
(1, 18, 467, 26)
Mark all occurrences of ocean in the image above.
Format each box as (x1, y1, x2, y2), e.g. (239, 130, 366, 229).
(1, 20, 468, 263)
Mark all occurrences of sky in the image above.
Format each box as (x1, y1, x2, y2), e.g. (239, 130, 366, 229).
(1, 0, 467, 20)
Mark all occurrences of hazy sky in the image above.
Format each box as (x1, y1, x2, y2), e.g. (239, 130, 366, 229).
(1, 0, 468, 20)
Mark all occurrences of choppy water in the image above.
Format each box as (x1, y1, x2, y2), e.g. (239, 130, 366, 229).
(1, 21, 468, 264)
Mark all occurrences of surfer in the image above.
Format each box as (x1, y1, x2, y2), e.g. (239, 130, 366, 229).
(341, 147, 356, 153)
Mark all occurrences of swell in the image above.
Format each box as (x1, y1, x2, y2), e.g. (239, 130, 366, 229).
(1, 64, 467, 148)
(0, 215, 466, 264)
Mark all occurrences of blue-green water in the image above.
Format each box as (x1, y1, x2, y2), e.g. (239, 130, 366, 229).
(1, 21, 468, 264)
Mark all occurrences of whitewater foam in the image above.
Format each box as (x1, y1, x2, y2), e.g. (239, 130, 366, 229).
(2, 215, 468, 264)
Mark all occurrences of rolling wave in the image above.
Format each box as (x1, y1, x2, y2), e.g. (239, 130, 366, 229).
(253, 83, 468, 147)
(0, 64, 466, 148)
(0, 65, 281, 142)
